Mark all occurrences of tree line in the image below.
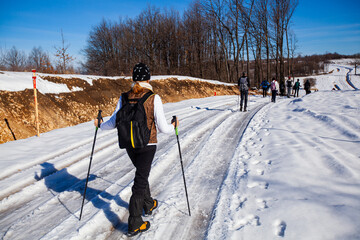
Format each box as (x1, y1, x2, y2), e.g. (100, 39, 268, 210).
(1, 0, 359, 86)
(0, 30, 75, 74)
(83, 0, 299, 87)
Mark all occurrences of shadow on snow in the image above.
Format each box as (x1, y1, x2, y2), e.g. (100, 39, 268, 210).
(34, 162, 128, 233)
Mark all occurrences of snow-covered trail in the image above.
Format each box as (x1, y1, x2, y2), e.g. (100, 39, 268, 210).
(0, 95, 268, 240)
(1, 74, 360, 240)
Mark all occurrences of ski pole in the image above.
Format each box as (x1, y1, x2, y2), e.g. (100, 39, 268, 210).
(79, 110, 102, 220)
(172, 116, 191, 216)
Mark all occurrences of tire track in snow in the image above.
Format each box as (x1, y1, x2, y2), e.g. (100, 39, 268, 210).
(0, 96, 242, 240)
(0, 129, 116, 182)
(0, 141, 131, 239)
(81, 99, 242, 239)
(106, 102, 268, 240)
(0, 135, 119, 201)
(205, 103, 272, 239)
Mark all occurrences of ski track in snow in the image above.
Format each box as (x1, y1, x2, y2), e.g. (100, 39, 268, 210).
(205, 105, 274, 239)
(0, 95, 268, 240)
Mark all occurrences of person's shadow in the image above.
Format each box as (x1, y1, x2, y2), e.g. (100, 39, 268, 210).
(34, 162, 128, 233)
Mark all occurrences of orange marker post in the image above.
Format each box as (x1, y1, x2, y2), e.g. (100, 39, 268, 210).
(32, 69, 40, 137)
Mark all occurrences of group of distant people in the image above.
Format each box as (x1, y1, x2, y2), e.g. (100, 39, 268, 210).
(237, 73, 313, 109)
(259, 77, 310, 102)
(235, 68, 324, 112)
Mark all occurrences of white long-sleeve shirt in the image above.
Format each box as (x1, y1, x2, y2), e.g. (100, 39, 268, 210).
(100, 94, 174, 135)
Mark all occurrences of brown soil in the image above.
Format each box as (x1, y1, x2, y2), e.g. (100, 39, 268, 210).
(0, 76, 242, 144)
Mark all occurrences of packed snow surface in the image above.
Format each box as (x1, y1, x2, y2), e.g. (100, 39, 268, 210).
(0, 61, 360, 239)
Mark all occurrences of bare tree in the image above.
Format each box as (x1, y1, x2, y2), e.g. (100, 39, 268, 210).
(28, 46, 54, 73)
(81, 1, 299, 83)
(0, 47, 6, 70)
(5, 46, 27, 71)
(270, 0, 298, 82)
(288, 30, 297, 78)
(54, 29, 75, 74)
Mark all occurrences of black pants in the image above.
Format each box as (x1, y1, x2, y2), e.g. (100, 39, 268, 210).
(240, 90, 248, 109)
(272, 90, 277, 102)
(126, 145, 157, 231)
(294, 88, 299, 97)
(262, 88, 267, 97)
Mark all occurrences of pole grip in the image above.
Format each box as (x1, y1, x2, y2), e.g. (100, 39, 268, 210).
(172, 116, 178, 135)
(172, 116, 177, 128)
(96, 110, 102, 128)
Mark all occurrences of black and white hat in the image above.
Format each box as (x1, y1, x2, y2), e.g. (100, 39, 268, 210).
(132, 63, 150, 82)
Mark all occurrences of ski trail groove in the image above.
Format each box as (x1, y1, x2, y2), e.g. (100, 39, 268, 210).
(0, 96, 269, 240)
(107, 102, 268, 240)
(0, 130, 115, 181)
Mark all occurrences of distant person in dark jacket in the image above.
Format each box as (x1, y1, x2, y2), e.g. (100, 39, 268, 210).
(238, 72, 250, 111)
(294, 79, 300, 97)
(286, 78, 293, 98)
(261, 79, 270, 97)
(280, 81, 285, 96)
(304, 79, 311, 94)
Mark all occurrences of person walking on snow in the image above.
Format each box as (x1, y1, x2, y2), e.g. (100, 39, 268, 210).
(238, 72, 250, 111)
(261, 78, 270, 97)
(279, 81, 285, 96)
(94, 63, 178, 236)
(294, 79, 300, 97)
(286, 77, 293, 98)
(271, 77, 279, 103)
(304, 79, 311, 94)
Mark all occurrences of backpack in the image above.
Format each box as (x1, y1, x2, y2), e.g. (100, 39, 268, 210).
(286, 80, 292, 87)
(261, 81, 268, 89)
(116, 91, 154, 149)
(238, 77, 248, 91)
(271, 81, 276, 90)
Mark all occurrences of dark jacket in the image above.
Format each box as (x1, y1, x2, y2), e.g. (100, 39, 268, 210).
(261, 80, 270, 89)
(238, 76, 250, 91)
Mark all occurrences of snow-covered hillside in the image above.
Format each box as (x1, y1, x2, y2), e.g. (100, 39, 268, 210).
(295, 59, 360, 91)
(0, 61, 359, 239)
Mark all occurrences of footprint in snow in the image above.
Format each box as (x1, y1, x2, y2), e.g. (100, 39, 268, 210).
(256, 199, 268, 210)
(256, 169, 264, 175)
(231, 195, 248, 210)
(247, 181, 269, 189)
(232, 214, 260, 230)
(274, 220, 287, 237)
(250, 160, 260, 165)
(251, 151, 262, 157)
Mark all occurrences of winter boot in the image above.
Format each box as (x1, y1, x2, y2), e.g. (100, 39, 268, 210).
(240, 106, 243, 111)
(128, 195, 147, 234)
(127, 221, 150, 237)
(144, 199, 158, 216)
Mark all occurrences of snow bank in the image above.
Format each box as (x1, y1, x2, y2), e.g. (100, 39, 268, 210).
(0, 71, 71, 94)
(0, 71, 235, 94)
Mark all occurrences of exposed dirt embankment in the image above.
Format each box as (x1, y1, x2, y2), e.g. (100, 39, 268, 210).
(0, 77, 240, 144)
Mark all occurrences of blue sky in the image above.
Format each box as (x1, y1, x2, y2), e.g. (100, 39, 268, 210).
(1, 0, 359, 67)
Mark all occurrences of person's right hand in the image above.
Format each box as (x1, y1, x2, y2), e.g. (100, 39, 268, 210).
(94, 118, 103, 127)
(171, 117, 179, 128)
